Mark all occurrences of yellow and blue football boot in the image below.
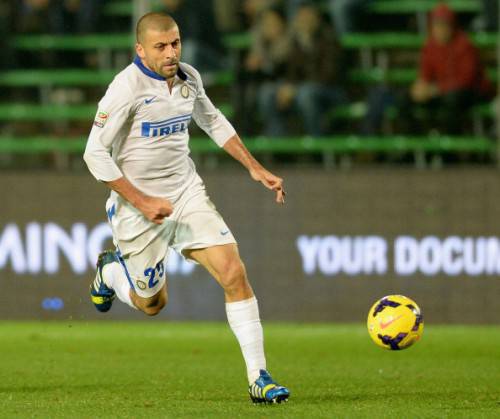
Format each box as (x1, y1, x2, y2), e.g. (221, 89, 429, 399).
(248, 370, 290, 404)
(90, 250, 116, 313)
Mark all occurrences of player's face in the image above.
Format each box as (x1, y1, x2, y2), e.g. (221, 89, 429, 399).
(136, 26, 182, 79)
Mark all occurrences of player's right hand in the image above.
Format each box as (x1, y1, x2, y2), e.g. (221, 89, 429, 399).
(138, 196, 173, 224)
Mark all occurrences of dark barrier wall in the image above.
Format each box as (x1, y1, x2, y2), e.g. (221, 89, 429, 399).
(1, 169, 499, 323)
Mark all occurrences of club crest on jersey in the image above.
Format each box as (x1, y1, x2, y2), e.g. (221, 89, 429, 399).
(181, 84, 189, 98)
(141, 113, 191, 137)
(93, 111, 109, 128)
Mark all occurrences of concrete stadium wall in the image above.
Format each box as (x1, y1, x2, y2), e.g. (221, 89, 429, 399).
(0, 168, 499, 323)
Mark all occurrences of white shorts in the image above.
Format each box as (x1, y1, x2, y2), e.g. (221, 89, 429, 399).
(105, 176, 236, 298)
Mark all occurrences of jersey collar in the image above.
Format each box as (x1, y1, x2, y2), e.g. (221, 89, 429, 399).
(133, 56, 188, 81)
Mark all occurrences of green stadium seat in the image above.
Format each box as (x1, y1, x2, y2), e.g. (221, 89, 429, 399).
(0, 69, 115, 87)
(11, 32, 253, 52)
(103, 0, 481, 17)
(12, 34, 132, 50)
(222, 33, 252, 50)
(0, 104, 96, 121)
(1, 67, 493, 89)
(472, 102, 496, 118)
(329, 102, 367, 120)
(12, 32, 496, 52)
(104, 0, 164, 16)
(369, 0, 481, 14)
(0, 135, 493, 155)
(0, 102, 374, 123)
(0, 69, 234, 87)
(349, 68, 497, 84)
(0, 102, 235, 121)
(103, 1, 132, 16)
(341, 32, 497, 50)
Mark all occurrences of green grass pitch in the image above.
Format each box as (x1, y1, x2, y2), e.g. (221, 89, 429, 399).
(0, 322, 498, 418)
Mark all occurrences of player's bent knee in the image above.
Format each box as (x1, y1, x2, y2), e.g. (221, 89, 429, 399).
(132, 287, 168, 316)
(142, 303, 164, 316)
(219, 259, 247, 291)
(138, 297, 166, 316)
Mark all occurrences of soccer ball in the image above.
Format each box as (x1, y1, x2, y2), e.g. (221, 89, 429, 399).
(367, 295, 424, 350)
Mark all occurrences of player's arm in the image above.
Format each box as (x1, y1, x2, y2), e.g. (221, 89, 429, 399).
(190, 68, 285, 204)
(83, 83, 172, 224)
(104, 177, 173, 224)
(223, 134, 285, 204)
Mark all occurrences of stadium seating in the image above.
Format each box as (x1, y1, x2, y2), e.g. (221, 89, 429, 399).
(0, 69, 115, 86)
(1, 0, 496, 166)
(0, 68, 233, 89)
(102, 0, 481, 18)
(369, 0, 481, 14)
(0, 136, 492, 156)
(104, 0, 163, 16)
(0, 103, 234, 121)
(11, 31, 497, 53)
(350, 68, 497, 84)
(341, 31, 496, 50)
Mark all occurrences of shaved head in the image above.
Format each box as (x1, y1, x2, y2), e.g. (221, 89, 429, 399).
(135, 12, 182, 81)
(136, 12, 178, 44)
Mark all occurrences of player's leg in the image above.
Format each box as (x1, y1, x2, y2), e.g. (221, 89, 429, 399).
(90, 249, 135, 312)
(184, 244, 252, 302)
(90, 249, 168, 316)
(91, 196, 170, 316)
(184, 245, 264, 383)
(129, 282, 167, 316)
(184, 244, 290, 403)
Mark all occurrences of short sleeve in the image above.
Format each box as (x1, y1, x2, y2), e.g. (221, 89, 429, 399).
(191, 69, 236, 147)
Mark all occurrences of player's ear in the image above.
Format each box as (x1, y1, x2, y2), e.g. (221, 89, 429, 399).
(135, 43, 145, 59)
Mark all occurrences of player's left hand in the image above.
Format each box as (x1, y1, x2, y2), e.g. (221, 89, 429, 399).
(250, 166, 285, 205)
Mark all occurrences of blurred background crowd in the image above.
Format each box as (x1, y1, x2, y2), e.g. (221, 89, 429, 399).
(0, 0, 498, 169)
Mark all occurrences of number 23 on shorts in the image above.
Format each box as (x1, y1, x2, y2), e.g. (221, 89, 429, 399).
(144, 261, 165, 288)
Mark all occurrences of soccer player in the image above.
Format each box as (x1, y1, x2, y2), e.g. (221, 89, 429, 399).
(83, 12, 290, 404)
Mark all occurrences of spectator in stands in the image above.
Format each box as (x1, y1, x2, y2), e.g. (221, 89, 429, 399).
(160, 0, 226, 71)
(236, 7, 290, 134)
(17, 0, 99, 34)
(16, 0, 101, 69)
(49, 0, 100, 34)
(258, 3, 345, 137)
(240, 0, 281, 28)
(17, 0, 51, 33)
(16, 1, 56, 68)
(407, 3, 494, 134)
(363, 3, 494, 136)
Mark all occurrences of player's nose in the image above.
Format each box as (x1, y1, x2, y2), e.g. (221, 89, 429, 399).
(165, 45, 177, 59)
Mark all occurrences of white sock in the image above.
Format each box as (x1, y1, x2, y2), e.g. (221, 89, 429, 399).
(226, 296, 266, 384)
(102, 261, 136, 310)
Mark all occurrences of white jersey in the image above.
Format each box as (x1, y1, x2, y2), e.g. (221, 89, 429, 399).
(83, 56, 236, 201)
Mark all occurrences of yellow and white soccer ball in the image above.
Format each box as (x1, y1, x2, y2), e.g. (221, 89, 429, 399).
(367, 295, 424, 350)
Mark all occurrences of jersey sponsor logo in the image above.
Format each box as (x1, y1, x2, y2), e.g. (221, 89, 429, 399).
(93, 111, 109, 128)
(141, 113, 191, 137)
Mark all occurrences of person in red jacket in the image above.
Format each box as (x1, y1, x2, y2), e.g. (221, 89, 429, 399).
(410, 2, 494, 134)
